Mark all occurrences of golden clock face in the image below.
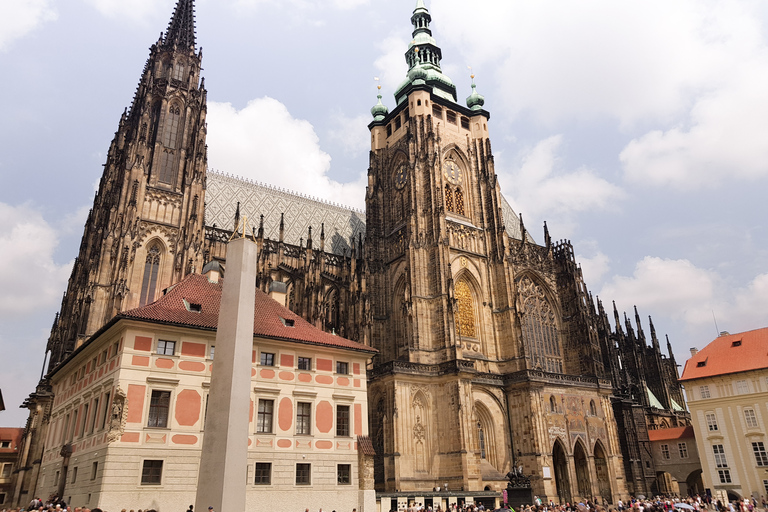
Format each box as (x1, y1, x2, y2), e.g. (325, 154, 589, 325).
(443, 160, 462, 184)
(395, 164, 408, 189)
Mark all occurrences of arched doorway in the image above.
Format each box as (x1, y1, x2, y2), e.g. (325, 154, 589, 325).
(574, 441, 591, 500)
(685, 469, 704, 496)
(594, 442, 612, 503)
(553, 440, 571, 504)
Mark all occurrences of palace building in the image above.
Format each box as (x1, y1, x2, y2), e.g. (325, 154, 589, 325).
(11, 0, 694, 509)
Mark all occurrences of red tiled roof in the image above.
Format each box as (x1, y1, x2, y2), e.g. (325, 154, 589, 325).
(357, 435, 376, 456)
(121, 274, 376, 354)
(647, 426, 694, 442)
(680, 327, 768, 381)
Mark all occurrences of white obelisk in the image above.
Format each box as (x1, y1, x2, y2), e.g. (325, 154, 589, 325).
(195, 236, 257, 512)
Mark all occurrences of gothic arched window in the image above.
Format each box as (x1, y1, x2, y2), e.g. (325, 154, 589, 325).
(445, 184, 454, 212)
(550, 396, 558, 413)
(140, 244, 161, 306)
(173, 64, 185, 81)
(455, 279, 476, 337)
(589, 400, 597, 416)
(517, 275, 562, 373)
(455, 187, 465, 216)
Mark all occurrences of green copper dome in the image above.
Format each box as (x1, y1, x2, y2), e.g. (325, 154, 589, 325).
(466, 81, 485, 111)
(371, 93, 389, 121)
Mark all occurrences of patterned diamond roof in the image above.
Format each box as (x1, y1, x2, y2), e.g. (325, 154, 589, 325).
(121, 273, 376, 354)
(205, 171, 532, 252)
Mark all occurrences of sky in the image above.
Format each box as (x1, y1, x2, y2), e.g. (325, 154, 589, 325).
(1, 0, 767, 427)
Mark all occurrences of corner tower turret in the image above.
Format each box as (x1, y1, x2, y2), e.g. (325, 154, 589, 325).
(46, 0, 208, 370)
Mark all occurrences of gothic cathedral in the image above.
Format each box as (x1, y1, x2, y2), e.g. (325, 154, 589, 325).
(15, 0, 692, 506)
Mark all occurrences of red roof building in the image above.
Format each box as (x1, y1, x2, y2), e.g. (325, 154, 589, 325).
(32, 272, 377, 512)
(680, 327, 768, 381)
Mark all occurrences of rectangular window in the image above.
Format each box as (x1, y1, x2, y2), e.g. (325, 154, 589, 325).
(91, 461, 98, 480)
(254, 462, 271, 485)
(209, 345, 215, 360)
(90, 398, 99, 434)
(336, 361, 349, 374)
(260, 352, 275, 366)
(99, 350, 107, 365)
(745, 408, 759, 428)
(1, 464, 11, 478)
(678, 442, 688, 459)
(296, 402, 311, 435)
(71, 467, 78, 484)
(0, 493, 5, 505)
(735, 380, 749, 394)
(713, 444, 728, 467)
(298, 357, 311, 370)
(80, 404, 89, 438)
(336, 405, 350, 437)
(148, 390, 171, 428)
(706, 412, 718, 431)
(753, 442, 768, 466)
(717, 469, 731, 484)
(395, 116, 402, 131)
(660, 444, 670, 459)
(100, 392, 111, 430)
(386, 124, 392, 137)
(461, 117, 470, 130)
(0, 441, 9, 449)
(296, 463, 311, 485)
(257, 399, 274, 433)
(111, 341, 119, 358)
(141, 460, 163, 485)
(337, 464, 351, 485)
(446, 110, 457, 125)
(432, 104, 443, 119)
(700, 385, 710, 399)
(157, 340, 175, 356)
(764, 479, 768, 495)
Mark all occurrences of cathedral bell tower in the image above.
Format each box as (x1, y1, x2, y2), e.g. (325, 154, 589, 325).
(365, 0, 515, 493)
(46, 0, 208, 369)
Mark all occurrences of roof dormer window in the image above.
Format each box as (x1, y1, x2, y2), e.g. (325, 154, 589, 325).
(280, 317, 295, 327)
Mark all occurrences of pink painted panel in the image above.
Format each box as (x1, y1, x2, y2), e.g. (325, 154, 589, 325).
(175, 389, 201, 426)
(181, 342, 206, 357)
(316, 401, 333, 433)
(179, 361, 206, 372)
(279, 371, 294, 381)
(172, 434, 198, 445)
(131, 355, 149, 367)
(126, 384, 146, 423)
(316, 358, 332, 372)
(280, 354, 294, 367)
(155, 358, 174, 369)
(278, 397, 293, 432)
(354, 403, 362, 436)
(315, 375, 333, 385)
(298, 373, 312, 383)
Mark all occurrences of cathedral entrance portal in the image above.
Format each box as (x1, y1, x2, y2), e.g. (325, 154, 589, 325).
(594, 442, 612, 503)
(553, 440, 571, 504)
(574, 442, 591, 500)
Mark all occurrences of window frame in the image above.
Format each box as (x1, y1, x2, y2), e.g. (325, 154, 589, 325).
(713, 444, 728, 468)
(336, 404, 350, 437)
(296, 402, 312, 435)
(256, 399, 274, 434)
(147, 389, 172, 428)
(705, 412, 718, 431)
(336, 361, 349, 375)
(298, 356, 312, 371)
(699, 385, 710, 399)
(337, 463, 351, 485)
(745, 407, 759, 428)
(260, 352, 275, 367)
(296, 463, 311, 486)
(753, 441, 768, 467)
(254, 462, 272, 485)
(140, 459, 163, 486)
(660, 444, 670, 460)
(157, 340, 176, 356)
(678, 442, 688, 459)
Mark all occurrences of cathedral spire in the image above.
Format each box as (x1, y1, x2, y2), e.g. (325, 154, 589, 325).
(163, 0, 197, 50)
(394, 0, 457, 104)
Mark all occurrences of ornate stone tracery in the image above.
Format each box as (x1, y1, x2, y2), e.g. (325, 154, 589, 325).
(455, 279, 476, 337)
(517, 275, 562, 373)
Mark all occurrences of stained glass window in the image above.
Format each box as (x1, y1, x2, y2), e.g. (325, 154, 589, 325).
(445, 184, 454, 212)
(517, 275, 562, 372)
(455, 280, 475, 337)
(455, 188, 465, 216)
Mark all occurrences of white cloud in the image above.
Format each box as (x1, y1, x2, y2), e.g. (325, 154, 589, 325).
(0, 203, 73, 317)
(233, 0, 368, 11)
(0, 0, 56, 52)
(497, 135, 623, 233)
(599, 257, 768, 334)
(83, 0, 171, 23)
(207, 98, 366, 209)
(577, 250, 611, 287)
(374, 35, 409, 96)
(327, 111, 371, 157)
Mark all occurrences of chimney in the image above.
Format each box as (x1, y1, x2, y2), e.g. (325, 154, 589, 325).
(689, 347, 698, 357)
(202, 260, 223, 283)
(269, 281, 288, 307)
(719, 331, 730, 337)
